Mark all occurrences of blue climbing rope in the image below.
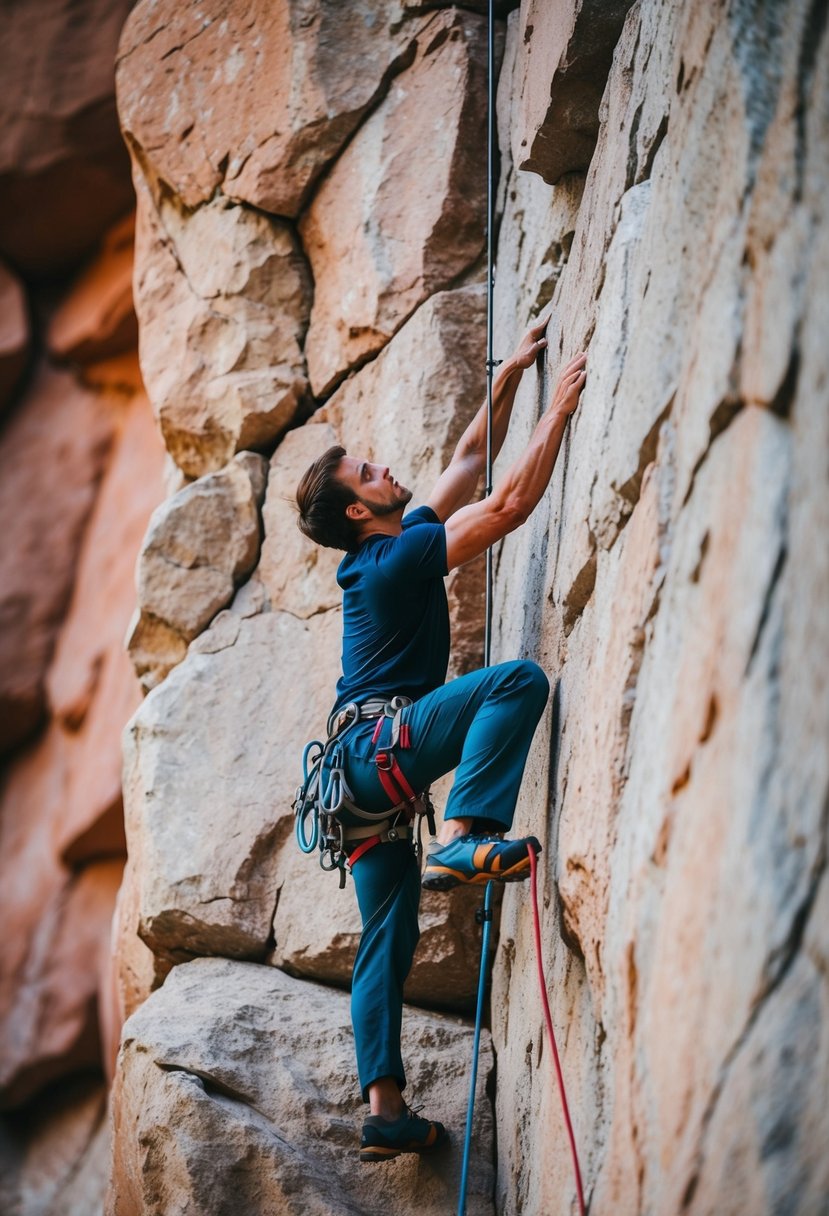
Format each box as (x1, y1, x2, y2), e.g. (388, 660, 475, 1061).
(457, 880, 494, 1216)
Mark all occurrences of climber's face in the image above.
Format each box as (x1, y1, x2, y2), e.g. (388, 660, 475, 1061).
(337, 455, 413, 517)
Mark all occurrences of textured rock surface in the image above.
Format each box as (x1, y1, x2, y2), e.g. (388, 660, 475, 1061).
(47, 213, 137, 365)
(0, 368, 117, 754)
(133, 184, 311, 477)
(0, 0, 134, 276)
(122, 609, 342, 971)
(127, 451, 267, 690)
(116, 0, 423, 217)
(300, 8, 488, 394)
(488, 2, 829, 1213)
(107, 959, 494, 1216)
(511, 0, 636, 184)
(0, 261, 28, 414)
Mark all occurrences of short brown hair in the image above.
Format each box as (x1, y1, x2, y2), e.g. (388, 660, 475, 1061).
(296, 445, 361, 552)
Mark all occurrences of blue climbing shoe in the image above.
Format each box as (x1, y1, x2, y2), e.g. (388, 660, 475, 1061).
(421, 833, 541, 891)
(360, 1104, 448, 1163)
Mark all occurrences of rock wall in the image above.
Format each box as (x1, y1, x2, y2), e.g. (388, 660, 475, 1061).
(2, 0, 827, 1214)
(0, 5, 166, 1214)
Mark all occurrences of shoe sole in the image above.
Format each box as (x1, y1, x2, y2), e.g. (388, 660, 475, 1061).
(359, 1131, 449, 1164)
(421, 854, 533, 891)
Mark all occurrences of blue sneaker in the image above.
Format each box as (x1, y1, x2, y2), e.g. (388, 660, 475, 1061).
(360, 1104, 448, 1163)
(421, 833, 541, 891)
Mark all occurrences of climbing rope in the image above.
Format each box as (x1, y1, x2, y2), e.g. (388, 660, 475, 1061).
(528, 847, 586, 1216)
(456, 2, 586, 1213)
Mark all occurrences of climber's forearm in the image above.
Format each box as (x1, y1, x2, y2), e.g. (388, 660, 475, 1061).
(443, 353, 586, 569)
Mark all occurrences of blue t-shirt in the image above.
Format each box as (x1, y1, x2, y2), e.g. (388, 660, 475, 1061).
(332, 505, 449, 714)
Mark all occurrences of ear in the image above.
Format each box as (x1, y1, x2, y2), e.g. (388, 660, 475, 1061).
(345, 501, 371, 522)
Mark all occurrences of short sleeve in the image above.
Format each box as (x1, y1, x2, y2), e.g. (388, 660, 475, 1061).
(376, 505, 447, 582)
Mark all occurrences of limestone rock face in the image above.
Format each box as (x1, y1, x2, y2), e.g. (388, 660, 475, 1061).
(0, 0, 134, 276)
(0, 368, 117, 754)
(122, 609, 342, 972)
(133, 185, 311, 477)
(47, 213, 137, 365)
(512, 0, 636, 185)
(487, 2, 829, 1212)
(127, 452, 267, 691)
(107, 959, 494, 1216)
(117, 0, 423, 218)
(300, 9, 488, 394)
(0, 261, 28, 414)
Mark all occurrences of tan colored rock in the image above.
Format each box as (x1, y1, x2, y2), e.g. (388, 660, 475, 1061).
(107, 958, 494, 1216)
(0, 726, 125, 1108)
(512, 0, 636, 185)
(127, 451, 267, 691)
(0, 1074, 110, 1216)
(0, 0, 134, 276)
(488, 2, 829, 1212)
(0, 366, 117, 754)
(133, 184, 311, 477)
(300, 8, 488, 395)
(116, 0, 425, 218)
(123, 608, 342, 969)
(47, 213, 137, 365)
(0, 260, 28, 414)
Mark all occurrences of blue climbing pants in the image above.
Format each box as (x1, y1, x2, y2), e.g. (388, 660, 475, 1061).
(339, 659, 550, 1100)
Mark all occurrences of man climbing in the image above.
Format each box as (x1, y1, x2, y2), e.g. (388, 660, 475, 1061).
(295, 318, 586, 1163)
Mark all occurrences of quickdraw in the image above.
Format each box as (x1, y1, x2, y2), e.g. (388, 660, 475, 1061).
(293, 696, 436, 888)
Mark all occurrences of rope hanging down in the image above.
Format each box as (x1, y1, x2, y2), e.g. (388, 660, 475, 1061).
(456, 3, 585, 1213)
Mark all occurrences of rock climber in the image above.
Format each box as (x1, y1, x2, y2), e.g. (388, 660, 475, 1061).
(295, 318, 586, 1163)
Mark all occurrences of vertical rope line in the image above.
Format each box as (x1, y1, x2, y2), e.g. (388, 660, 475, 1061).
(484, 0, 496, 669)
(456, 881, 494, 1216)
(458, 10, 497, 1214)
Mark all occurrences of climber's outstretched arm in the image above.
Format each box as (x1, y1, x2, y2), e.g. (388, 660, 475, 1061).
(443, 352, 586, 571)
(427, 318, 550, 523)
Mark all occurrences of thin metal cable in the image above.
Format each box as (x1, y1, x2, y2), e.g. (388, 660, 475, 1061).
(457, 6, 497, 1212)
(483, 0, 497, 669)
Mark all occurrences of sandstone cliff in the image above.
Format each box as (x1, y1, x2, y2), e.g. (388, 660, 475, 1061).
(1, 1, 827, 1214)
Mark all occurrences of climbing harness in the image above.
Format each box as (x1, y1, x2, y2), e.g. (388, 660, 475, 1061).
(457, 2, 586, 1214)
(293, 696, 436, 888)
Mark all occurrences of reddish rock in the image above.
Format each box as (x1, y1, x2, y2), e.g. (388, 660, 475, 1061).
(47, 383, 167, 863)
(0, 721, 125, 1108)
(47, 214, 137, 366)
(0, 1074, 110, 1216)
(0, 261, 28, 415)
(512, 0, 636, 184)
(0, 367, 118, 755)
(0, 0, 135, 277)
(116, 0, 420, 217)
(300, 8, 488, 395)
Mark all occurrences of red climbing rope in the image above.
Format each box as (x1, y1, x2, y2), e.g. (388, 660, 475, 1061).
(528, 846, 587, 1216)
